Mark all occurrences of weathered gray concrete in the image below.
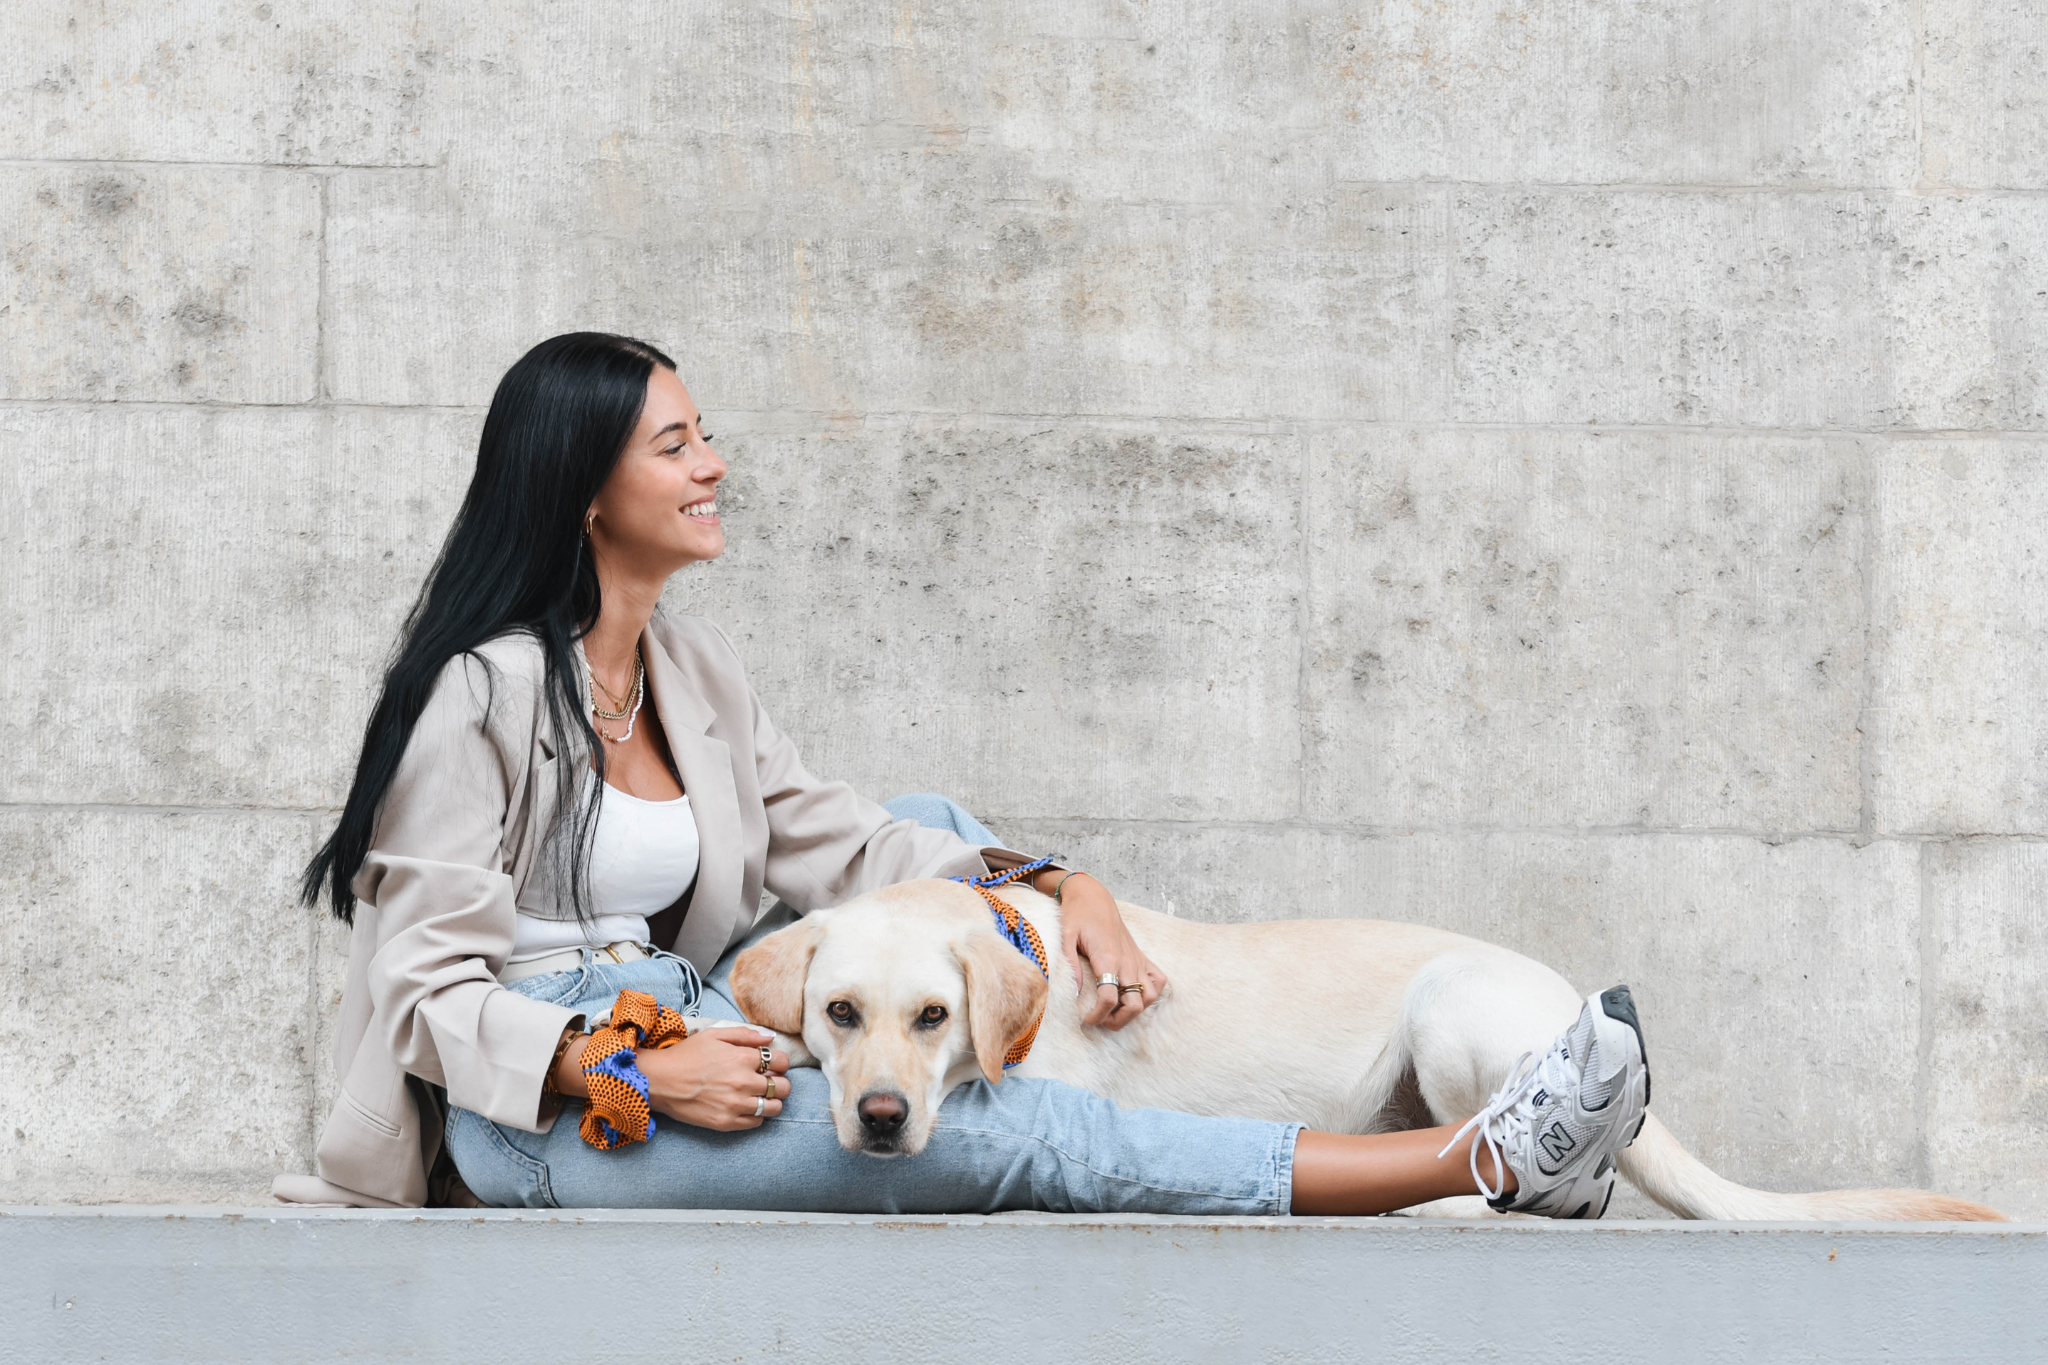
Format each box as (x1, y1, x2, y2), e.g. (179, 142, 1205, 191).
(692, 419, 1306, 821)
(0, 406, 468, 807)
(1922, 1, 2048, 191)
(0, 809, 340, 1204)
(0, 165, 318, 403)
(5, 1208, 2045, 1363)
(3, 1, 2045, 1222)
(1872, 438, 2048, 834)
(1921, 840, 2048, 1214)
(1302, 427, 1866, 830)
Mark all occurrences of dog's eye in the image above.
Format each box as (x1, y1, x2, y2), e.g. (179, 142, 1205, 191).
(917, 1004, 948, 1028)
(826, 1000, 856, 1027)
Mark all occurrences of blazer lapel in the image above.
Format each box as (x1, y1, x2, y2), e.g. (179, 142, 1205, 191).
(640, 625, 743, 966)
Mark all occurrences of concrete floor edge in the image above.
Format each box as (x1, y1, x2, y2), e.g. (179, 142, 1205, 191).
(6, 1203, 2048, 1232)
(11, 1206, 2043, 1364)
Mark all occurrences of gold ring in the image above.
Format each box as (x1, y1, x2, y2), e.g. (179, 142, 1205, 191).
(757, 1046, 773, 1074)
(1118, 984, 1145, 995)
(763, 1072, 776, 1099)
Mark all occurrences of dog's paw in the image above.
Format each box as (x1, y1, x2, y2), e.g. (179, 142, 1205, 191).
(696, 1017, 817, 1068)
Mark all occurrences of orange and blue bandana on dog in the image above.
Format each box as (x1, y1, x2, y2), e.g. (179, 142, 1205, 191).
(950, 856, 1057, 1068)
(578, 989, 692, 1150)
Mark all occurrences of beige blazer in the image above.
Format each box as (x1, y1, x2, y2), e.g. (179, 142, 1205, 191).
(272, 612, 1013, 1208)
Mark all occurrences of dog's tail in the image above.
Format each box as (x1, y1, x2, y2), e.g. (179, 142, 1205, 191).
(1618, 1114, 2006, 1221)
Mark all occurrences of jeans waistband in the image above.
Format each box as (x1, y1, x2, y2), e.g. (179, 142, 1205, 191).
(501, 947, 706, 1022)
(500, 939, 658, 984)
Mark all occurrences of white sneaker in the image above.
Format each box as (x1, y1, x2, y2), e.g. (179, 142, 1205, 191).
(1441, 985, 1651, 1220)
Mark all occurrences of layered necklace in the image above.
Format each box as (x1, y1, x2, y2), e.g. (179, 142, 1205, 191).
(588, 644, 646, 744)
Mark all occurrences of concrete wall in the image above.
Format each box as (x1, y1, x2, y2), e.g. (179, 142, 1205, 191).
(2, 2, 2043, 1218)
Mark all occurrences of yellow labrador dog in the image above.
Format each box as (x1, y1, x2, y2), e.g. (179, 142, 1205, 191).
(729, 878, 2000, 1220)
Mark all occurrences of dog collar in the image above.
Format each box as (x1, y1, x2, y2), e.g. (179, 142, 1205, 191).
(951, 856, 1056, 1067)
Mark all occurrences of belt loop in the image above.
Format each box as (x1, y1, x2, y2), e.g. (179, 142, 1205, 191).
(677, 956, 705, 1016)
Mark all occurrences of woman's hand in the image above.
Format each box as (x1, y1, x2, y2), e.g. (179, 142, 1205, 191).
(640, 1026, 790, 1130)
(1035, 872, 1168, 1030)
(557, 1025, 789, 1131)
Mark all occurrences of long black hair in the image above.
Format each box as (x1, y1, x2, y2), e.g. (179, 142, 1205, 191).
(302, 331, 676, 924)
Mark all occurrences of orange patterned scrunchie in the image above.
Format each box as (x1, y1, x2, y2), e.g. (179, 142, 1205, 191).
(578, 989, 692, 1150)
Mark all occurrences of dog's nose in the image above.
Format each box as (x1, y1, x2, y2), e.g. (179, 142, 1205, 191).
(857, 1092, 908, 1135)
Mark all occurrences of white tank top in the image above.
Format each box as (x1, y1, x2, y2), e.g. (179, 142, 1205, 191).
(508, 771, 700, 963)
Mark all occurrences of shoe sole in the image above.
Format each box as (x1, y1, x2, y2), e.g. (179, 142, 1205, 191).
(1598, 984, 1651, 1110)
(1527, 1169, 1617, 1220)
(1580, 986, 1651, 1185)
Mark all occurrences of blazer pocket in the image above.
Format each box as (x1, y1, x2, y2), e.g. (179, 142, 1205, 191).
(338, 1087, 405, 1140)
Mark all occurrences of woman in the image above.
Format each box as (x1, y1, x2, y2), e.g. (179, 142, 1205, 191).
(275, 332, 1648, 1217)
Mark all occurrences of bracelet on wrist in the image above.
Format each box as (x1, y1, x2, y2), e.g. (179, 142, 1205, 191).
(1051, 870, 1083, 903)
(541, 1024, 583, 1101)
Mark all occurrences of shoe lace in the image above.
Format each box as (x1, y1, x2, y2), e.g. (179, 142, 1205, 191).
(1438, 1050, 1542, 1203)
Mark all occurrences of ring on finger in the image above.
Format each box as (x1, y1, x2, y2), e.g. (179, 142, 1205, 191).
(757, 1045, 773, 1074)
(1096, 973, 1120, 990)
(1118, 983, 1145, 997)
(763, 1072, 777, 1099)
(753, 1096, 766, 1117)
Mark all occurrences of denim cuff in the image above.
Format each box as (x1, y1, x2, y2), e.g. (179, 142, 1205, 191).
(1269, 1122, 1306, 1215)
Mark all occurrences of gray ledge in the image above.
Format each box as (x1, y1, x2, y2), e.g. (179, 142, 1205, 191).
(6, 1207, 2044, 1363)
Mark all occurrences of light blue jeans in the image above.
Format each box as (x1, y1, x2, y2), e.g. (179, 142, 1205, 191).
(445, 795, 1301, 1213)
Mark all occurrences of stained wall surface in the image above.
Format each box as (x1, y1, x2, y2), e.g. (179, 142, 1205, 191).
(2, 1, 2043, 1218)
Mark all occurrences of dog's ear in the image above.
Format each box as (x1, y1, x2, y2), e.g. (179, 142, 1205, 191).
(956, 931, 1050, 1084)
(729, 915, 828, 1035)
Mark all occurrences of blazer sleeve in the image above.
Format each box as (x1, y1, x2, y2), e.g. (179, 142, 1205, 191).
(349, 650, 582, 1133)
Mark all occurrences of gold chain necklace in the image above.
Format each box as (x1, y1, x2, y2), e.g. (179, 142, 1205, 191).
(591, 664, 645, 743)
(589, 645, 641, 716)
(588, 646, 644, 736)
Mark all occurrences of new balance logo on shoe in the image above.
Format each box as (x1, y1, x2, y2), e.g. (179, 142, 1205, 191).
(1540, 1122, 1577, 1164)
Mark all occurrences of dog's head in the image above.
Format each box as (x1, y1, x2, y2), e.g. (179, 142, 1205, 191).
(729, 879, 1049, 1156)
